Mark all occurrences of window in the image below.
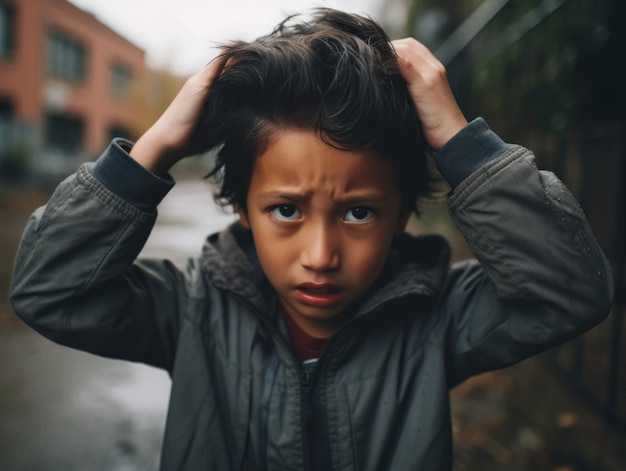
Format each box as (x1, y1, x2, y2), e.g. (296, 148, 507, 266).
(0, 99, 13, 154)
(0, 3, 14, 58)
(47, 31, 85, 81)
(110, 63, 133, 96)
(44, 112, 84, 154)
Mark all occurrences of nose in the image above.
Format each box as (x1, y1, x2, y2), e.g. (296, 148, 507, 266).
(300, 222, 340, 272)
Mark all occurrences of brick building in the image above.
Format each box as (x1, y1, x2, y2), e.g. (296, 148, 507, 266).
(0, 0, 148, 180)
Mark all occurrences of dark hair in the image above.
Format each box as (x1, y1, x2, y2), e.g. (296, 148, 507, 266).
(193, 8, 433, 213)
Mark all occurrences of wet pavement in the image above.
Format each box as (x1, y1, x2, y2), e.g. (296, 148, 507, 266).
(137, 180, 238, 266)
(0, 180, 236, 471)
(0, 328, 169, 470)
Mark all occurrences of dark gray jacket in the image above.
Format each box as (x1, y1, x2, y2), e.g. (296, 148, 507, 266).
(11, 119, 613, 470)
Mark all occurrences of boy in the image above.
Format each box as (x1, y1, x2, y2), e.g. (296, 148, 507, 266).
(10, 9, 613, 471)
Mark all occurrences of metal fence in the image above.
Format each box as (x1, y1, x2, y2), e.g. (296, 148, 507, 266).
(435, 0, 625, 431)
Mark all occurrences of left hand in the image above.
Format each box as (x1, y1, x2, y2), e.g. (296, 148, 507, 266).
(392, 38, 468, 151)
(130, 55, 228, 174)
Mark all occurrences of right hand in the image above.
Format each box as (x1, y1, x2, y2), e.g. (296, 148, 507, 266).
(392, 38, 467, 151)
(130, 56, 227, 174)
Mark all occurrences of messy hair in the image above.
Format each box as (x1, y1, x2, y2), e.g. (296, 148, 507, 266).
(192, 8, 434, 213)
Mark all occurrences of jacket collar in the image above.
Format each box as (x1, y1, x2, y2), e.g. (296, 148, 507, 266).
(354, 232, 450, 317)
(200, 222, 451, 319)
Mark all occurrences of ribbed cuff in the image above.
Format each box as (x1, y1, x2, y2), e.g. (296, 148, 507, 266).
(88, 138, 174, 210)
(434, 118, 514, 189)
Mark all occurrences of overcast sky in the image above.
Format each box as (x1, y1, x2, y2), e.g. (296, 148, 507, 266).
(67, 0, 388, 76)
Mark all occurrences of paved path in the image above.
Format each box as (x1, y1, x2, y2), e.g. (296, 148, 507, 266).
(0, 180, 237, 470)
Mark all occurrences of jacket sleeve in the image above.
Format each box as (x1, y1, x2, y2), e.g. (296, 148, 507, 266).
(434, 119, 614, 387)
(10, 139, 185, 371)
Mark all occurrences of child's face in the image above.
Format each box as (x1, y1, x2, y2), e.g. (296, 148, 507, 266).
(238, 129, 408, 338)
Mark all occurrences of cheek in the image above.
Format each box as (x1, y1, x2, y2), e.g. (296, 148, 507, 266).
(347, 238, 393, 284)
(251, 228, 293, 280)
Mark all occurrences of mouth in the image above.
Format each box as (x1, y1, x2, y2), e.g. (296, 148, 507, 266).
(295, 283, 345, 307)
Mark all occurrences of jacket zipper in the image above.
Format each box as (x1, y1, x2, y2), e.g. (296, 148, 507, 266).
(300, 366, 314, 470)
(300, 362, 333, 471)
(228, 294, 323, 470)
(238, 298, 332, 471)
(228, 291, 433, 470)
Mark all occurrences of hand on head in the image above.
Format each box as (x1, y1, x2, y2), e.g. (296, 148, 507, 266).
(130, 31, 468, 177)
(392, 38, 468, 151)
(130, 55, 228, 174)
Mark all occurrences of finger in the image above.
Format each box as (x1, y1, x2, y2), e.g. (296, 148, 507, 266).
(183, 53, 228, 93)
(392, 38, 444, 82)
(207, 52, 229, 79)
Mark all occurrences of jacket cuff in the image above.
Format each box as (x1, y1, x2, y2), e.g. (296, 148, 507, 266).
(434, 117, 514, 189)
(88, 138, 174, 210)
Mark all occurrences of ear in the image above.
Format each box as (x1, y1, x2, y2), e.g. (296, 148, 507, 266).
(236, 204, 251, 229)
(396, 210, 411, 234)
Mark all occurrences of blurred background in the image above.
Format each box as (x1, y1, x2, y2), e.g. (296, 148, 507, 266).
(1, 0, 624, 469)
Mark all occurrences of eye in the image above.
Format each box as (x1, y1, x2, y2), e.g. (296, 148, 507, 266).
(270, 204, 302, 221)
(344, 206, 375, 223)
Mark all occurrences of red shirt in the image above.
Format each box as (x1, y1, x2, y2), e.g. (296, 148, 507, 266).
(281, 309, 329, 362)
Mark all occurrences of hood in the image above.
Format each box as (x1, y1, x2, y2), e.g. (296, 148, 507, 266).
(356, 232, 451, 317)
(200, 221, 451, 318)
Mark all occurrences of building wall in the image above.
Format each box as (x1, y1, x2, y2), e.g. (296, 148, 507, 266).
(0, 0, 147, 167)
(0, 0, 41, 124)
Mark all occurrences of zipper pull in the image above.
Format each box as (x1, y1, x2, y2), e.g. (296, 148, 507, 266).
(300, 359, 318, 393)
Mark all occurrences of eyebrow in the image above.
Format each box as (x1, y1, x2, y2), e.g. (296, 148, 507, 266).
(257, 191, 312, 203)
(257, 190, 388, 205)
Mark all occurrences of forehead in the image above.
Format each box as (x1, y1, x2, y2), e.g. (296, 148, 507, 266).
(250, 129, 398, 197)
